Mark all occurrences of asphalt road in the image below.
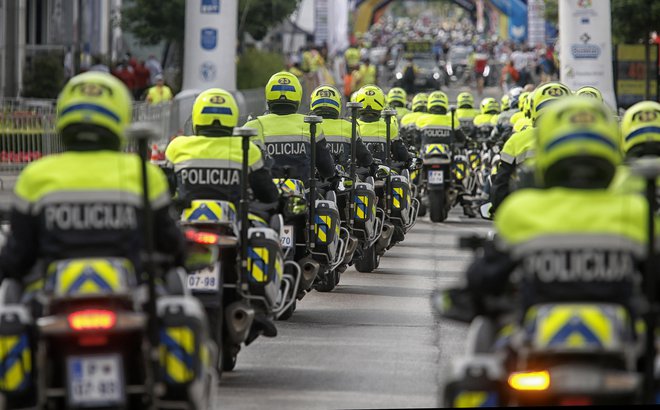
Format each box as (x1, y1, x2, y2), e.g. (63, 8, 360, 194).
(213, 210, 492, 409)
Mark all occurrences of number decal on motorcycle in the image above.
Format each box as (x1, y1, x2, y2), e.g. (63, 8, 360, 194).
(187, 264, 220, 292)
(428, 170, 444, 185)
(280, 225, 294, 248)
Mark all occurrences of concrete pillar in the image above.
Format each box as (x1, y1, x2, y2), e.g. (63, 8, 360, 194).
(2, 0, 26, 97)
(182, 0, 238, 92)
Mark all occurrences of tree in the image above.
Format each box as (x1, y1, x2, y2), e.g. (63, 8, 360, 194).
(544, 0, 659, 44)
(123, 0, 301, 46)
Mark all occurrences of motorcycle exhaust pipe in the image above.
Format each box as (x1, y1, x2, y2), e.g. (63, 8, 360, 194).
(298, 255, 321, 290)
(376, 221, 395, 251)
(342, 235, 359, 265)
(225, 301, 255, 345)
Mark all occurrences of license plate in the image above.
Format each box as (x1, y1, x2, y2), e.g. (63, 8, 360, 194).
(428, 170, 444, 185)
(187, 264, 220, 292)
(280, 225, 294, 248)
(67, 354, 124, 407)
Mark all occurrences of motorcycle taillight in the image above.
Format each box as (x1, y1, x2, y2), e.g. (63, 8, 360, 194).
(68, 309, 116, 331)
(559, 397, 593, 406)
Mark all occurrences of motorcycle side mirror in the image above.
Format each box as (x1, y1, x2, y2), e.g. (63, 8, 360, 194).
(479, 203, 492, 220)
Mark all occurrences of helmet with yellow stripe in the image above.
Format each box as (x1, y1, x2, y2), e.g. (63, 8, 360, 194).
(56, 72, 132, 150)
(412, 93, 429, 112)
(310, 85, 342, 118)
(355, 85, 385, 114)
(387, 87, 407, 108)
(531, 81, 572, 123)
(457, 92, 474, 109)
(480, 97, 499, 115)
(620, 100, 660, 158)
(428, 91, 449, 114)
(501, 94, 511, 111)
(265, 71, 303, 110)
(536, 96, 621, 188)
(576, 86, 603, 102)
(518, 91, 530, 111)
(192, 88, 239, 136)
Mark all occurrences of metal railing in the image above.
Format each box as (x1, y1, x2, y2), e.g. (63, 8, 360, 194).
(0, 88, 268, 174)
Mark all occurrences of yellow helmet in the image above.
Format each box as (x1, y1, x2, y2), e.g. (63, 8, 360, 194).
(480, 97, 499, 115)
(191, 88, 239, 135)
(531, 81, 572, 122)
(265, 71, 302, 108)
(427, 91, 449, 113)
(576, 86, 603, 102)
(500, 94, 511, 111)
(412, 93, 429, 112)
(620, 100, 660, 156)
(56, 72, 132, 150)
(310, 85, 342, 115)
(387, 87, 407, 106)
(355, 85, 385, 113)
(535, 96, 621, 187)
(457, 92, 474, 108)
(518, 91, 530, 111)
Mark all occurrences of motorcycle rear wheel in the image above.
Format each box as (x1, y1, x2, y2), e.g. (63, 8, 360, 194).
(429, 189, 448, 222)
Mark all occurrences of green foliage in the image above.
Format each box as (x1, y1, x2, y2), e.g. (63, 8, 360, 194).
(238, 0, 302, 41)
(22, 54, 65, 99)
(236, 48, 285, 90)
(123, 0, 301, 45)
(122, 0, 185, 45)
(545, 0, 658, 44)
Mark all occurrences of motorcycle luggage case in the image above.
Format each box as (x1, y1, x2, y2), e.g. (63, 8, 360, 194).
(0, 305, 33, 395)
(246, 227, 284, 306)
(353, 182, 377, 238)
(313, 200, 341, 262)
(390, 175, 412, 223)
(158, 297, 209, 388)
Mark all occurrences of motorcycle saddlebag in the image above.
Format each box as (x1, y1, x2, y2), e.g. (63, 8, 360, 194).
(390, 175, 412, 223)
(245, 227, 284, 307)
(313, 200, 341, 261)
(157, 296, 210, 388)
(0, 305, 33, 395)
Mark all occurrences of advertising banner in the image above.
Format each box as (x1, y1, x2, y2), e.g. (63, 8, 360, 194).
(183, 0, 237, 91)
(559, 0, 616, 109)
(615, 44, 658, 109)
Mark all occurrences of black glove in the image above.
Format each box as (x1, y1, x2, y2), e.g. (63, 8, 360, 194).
(369, 162, 379, 177)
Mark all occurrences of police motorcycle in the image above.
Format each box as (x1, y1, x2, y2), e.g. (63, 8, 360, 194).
(0, 125, 214, 410)
(179, 127, 301, 374)
(419, 107, 470, 222)
(272, 117, 349, 305)
(367, 109, 420, 251)
(436, 160, 660, 407)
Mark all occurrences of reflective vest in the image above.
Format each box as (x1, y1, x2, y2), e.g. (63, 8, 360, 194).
(345, 47, 361, 68)
(357, 64, 377, 88)
(456, 108, 478, 129)
(415, 113, 453, 146)
(147, 85, 173, 105)
(510, 111, 525, 126)
(357, 118, 399, 162)
(394, 106, 410, 122)
(495, 187, 649, 305)
(513, 117, 532, 133)
(321, 118, 355, 166)
(400, 111, 425, 131)
(244, 113, 325, 180)
(165, 135, 265, 204)
(500, 127, 535, 167)
(13, 151, 170, 268)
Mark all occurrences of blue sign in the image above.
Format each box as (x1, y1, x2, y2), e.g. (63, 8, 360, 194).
(201, 0, 220, 14)
(200, 28, 217, 51)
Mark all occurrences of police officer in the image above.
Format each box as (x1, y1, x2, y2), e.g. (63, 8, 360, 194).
(387, 87, 410, 121)
(165, 88, 279, 209)
(355, 85, 410, 168)
(465, 96, 649, 316)
(415, 90, 454, 148)
(310, 85, 373, 172)
(491, 87, 523, 145)
(490, 82, 571, 214)
(244, 71, 335, 182)
(399, 92, 428, 149)
(473, 97, 500, 129)
(610, 100, 660, 195)
(0, 72, 184, 284)
(510, 91, 530, 129)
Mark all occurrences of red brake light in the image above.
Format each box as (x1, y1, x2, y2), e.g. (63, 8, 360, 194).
(185, 230, 220, 245)
(559, 397, 593, 406)
(68, 309, 116, 331)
